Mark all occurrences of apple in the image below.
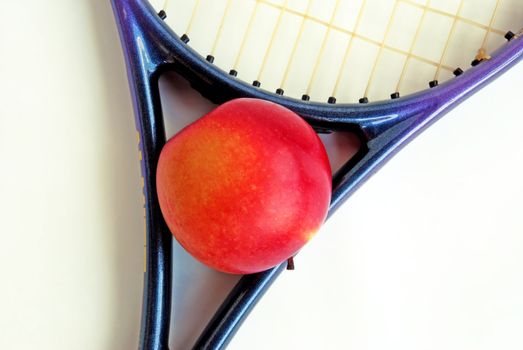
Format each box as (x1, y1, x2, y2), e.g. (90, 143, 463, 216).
(156, 98, 331, 274)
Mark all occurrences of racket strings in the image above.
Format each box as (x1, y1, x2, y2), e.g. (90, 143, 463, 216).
(330, 0, 367, 96)
(481, 0, 503, 49)
(184, 0, 201, 38)
(209, 0, 234, 58)
(304, 0, 343, 98)
(278, 0, 315, 92)
(257, 0, 291, 83)
(155, 0, 518, 103)
(230, 2, 261, 74)
(433, 0, 465, 81)
(363, 0, 402, 99)
(395, 0, 432, 94)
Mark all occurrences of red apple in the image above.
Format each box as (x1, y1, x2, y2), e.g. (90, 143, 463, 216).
(156, 98, 331, 274)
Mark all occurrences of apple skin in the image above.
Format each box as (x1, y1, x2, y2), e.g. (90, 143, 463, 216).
(156, 98, 331, 274)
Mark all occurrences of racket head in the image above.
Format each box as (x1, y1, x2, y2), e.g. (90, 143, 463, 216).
(125, 0, 523, 210)
(125, 0, 522, 139)
(111, 0, 523, 348)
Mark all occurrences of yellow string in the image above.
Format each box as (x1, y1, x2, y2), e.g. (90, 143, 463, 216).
(233, 0, 261, 70)
(210, 0, 234, 56)
(306, 0, 343, 96)
(434, 0, 465, 81)
(481, 0, 503, 50)
(395, 0, 432, 93)
(364, 0, 401, 98)
(279, 0, 314, 90)
(185, 0, 202, 35)
(257, 0, 290, 81)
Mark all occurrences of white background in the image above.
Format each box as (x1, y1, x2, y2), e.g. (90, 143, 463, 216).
(1, 1, 522, 349)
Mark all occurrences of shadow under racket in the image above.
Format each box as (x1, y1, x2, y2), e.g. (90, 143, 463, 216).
(87, 1, 145, 348)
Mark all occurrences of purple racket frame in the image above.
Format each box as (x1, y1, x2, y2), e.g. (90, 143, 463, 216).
(110, 0, 523, 349)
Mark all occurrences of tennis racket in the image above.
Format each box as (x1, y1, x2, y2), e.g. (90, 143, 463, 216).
(110, 0, 523, 348)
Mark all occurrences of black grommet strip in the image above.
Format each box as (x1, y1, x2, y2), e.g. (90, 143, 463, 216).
(180, 34, 190, 43)
(158, 10, 167, 20)
(301, 94, 310, 101)
(229, 69, 237, 77)
(505, 31, 515, 41)
(252, 80, 261, 87)
(327, 96, 336, 104)
(453, 67, 463, 76)
(471, 59, 481, 66)
(276, 88, 284, 95)
(359, 97, 369, 104)
(206, 55, 215, 63)
(390, 92, 400, 99)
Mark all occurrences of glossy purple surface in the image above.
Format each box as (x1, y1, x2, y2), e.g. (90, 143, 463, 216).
(110, 0, 523, 348)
